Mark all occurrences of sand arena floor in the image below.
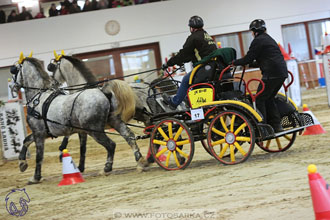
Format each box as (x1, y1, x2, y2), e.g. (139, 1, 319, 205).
(0, 87, 330, 220)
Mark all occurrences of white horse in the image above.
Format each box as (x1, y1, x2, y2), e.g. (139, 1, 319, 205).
(12, 55, 147, 184)
(47, 53, 152, 170)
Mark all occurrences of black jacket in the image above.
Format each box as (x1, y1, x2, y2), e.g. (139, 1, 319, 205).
(167, 29, 217, 66)
(233, 32, 288, 80)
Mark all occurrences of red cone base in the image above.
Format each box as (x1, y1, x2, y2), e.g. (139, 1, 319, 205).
(303, 124, 326, 135)
(58, 173, 85, 186)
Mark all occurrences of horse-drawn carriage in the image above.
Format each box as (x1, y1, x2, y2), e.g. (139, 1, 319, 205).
(138, 47, 314, 170)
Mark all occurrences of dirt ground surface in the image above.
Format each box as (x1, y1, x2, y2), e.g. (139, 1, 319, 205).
(1, 87, 330, 220)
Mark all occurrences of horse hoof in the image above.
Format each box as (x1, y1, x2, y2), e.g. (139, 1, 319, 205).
(78, 165, 85, 173)
(28, 177, 43, 185)
(104, 163, 113, 173)
(19, 161, 28, 172)
(138, 157, 149, 168)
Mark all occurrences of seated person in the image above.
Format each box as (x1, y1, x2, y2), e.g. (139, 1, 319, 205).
(162, 15, 217, 110)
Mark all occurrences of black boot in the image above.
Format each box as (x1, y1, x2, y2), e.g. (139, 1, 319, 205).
(162, 93, 177, 110)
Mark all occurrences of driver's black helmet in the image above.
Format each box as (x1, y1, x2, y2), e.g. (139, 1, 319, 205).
(188, 16, 204, 28)
(249, 19, 266, 33)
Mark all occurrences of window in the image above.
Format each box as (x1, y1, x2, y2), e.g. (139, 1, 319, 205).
(213, 31, 253, 60)
(282, 18, 330, 61)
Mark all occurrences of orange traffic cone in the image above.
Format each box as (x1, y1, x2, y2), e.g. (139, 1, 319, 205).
(58, 149, 85, 186)
(302, 104, 326, 135)
(308, 164, 330, 220)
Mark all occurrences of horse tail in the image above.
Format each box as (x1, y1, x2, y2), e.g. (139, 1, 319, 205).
(102, 80, 136, 123)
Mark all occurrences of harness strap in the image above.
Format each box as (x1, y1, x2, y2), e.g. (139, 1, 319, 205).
(41, 90, 64, 138)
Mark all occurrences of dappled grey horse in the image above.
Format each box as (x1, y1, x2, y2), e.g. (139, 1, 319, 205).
(11, 56, 146, 184)
(48, 55, 150, 171)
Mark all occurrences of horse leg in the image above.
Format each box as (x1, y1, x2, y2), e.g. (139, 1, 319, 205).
(89, 132, 116, 174)
(109, 116, 149, 170)
(58, 136, 69, 162)
(28, 134, 45, 184)
(78, 133, 87, 173)
(18, 134, 34, 172)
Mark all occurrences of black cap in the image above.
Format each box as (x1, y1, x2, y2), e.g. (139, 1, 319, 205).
(249, 19, 266, 33)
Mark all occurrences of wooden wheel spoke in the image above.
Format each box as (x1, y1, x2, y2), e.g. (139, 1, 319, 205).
(236, 136, 251, 142)
(230, 144, 235, 162)
(211, 138, 226, 147)
(156, 147, 168, 158)
(168, 122, 173, 139)
(220, 116, 229, 132)
(173, 127, 184, 141)
(275, 138, 282, 150)
(176, 139, 190, 146)
(211, 127, 226, 137)
(165, 151, 172, 167)
(153, 139, 167, 146)
(230, 115, 236, 132)
(284, 135, 291, 141)
(176, 147, 188, 158)
(157, 127, 169, 141)
(234, 142, 247, 156)
(234, 123, 247, 135)
(173, 151, 181, 167)
(265, 140, 271, 149)
(219, 143, 229, 158)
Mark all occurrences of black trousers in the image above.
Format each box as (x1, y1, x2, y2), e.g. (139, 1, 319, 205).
(256, 78, 286, 127)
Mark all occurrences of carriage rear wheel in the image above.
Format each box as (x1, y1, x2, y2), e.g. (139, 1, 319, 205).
(150, 118, 194, 170)
(207, 110, 255, 165)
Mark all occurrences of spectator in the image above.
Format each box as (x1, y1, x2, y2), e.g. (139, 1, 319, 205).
(19, 6, 33, 21)
(7, 10, 18, 22)
(135, 0, 149, 4)
(111, 0, 123, 7)
(49, 3, 59, 17)
(35, 8, 45, 19)
(122, 0, 134, 6)
(60, 2, 69, 15)
(92, 0, 98, 10)
(0, 9, 6, 23)
(83, 0, 93, 11)
(98, 0, 109, 9)
(69, 0, 81, 13)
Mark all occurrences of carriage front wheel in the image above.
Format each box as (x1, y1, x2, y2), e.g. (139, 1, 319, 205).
(150, 118, 194, 170)
(207, 110, 255, 165)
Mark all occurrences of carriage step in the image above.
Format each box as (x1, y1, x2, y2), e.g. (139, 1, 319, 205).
(274, 125, 308, 138)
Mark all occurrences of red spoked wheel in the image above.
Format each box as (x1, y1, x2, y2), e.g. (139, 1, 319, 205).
(150, 118, 194, 170)
(207, 110, 255, 165)
(256, 132, 297, 152)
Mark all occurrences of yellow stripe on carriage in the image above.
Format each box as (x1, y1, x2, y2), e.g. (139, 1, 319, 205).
(277, 92, 298, 110)
(189, 64, 203, 85)
(199, 100, 263, 122)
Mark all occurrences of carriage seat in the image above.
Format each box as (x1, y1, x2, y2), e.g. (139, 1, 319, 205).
(189, 47, 237, 85)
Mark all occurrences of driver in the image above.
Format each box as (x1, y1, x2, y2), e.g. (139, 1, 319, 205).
(232, 19, 288, 132)
(162, 15, 217, 110)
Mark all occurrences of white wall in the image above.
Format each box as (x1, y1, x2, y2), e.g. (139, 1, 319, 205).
(0, 0, 329, 69)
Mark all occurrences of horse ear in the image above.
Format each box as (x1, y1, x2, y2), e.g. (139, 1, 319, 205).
(61, 50, 65, 56)
(18, 52, 25, 64)
(54, 50, 59, 61)
(28, 51, 33, 58)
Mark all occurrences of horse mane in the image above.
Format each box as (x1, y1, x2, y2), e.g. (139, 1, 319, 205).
(62, 56, 97, 83)
(25, 57, 52, 87)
